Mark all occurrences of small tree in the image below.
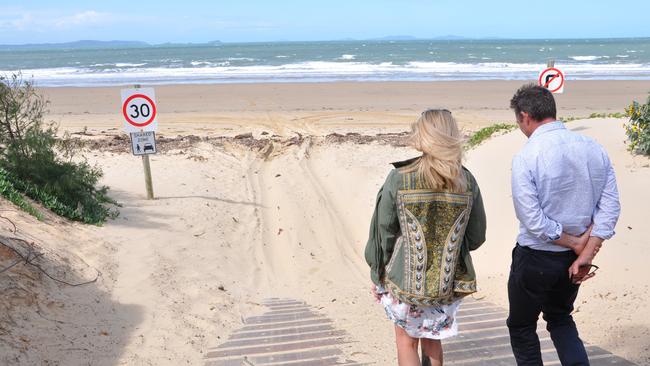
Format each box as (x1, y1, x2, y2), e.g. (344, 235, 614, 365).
(0, 73, 118, 224)
(625, 95, 650, 156)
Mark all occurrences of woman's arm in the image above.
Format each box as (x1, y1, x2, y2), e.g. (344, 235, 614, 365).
(464, 172, 487, 251)
(364, 170, 400, 285)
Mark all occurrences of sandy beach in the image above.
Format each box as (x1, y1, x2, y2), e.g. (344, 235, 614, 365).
(40, 80, 650, 137)
(1, 81, 649, 365)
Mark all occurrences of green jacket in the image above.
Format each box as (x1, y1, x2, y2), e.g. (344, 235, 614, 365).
(365, 157, 487, 306)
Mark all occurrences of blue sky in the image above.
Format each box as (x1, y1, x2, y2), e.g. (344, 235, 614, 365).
(1, 1, 649, 44)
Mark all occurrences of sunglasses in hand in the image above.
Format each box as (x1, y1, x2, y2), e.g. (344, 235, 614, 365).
(571, 264, 599, 284)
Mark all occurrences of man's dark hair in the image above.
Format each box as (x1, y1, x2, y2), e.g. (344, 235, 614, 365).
(509, 83, 557, 122)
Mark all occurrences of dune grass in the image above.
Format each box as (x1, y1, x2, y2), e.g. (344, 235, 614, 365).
(560, 112, 626, 122)
(0, 168, 43, 220)
(466, 123, 517, 150)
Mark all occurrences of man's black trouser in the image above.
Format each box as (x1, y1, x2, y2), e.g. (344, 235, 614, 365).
(507, 244, 589, 366)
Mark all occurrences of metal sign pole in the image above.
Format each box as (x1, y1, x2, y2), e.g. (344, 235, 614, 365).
(133, 84, 155, 200)
(547, 59, 555, 68)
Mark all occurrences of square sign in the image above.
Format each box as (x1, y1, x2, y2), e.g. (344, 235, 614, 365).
(130, 131, 157, 156)
(121, 87, 158, 132)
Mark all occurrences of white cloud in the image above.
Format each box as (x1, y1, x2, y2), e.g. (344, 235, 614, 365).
(53, 10, 110, 29)
(0, 10, 123, 31)
(0, 13, 34, 30)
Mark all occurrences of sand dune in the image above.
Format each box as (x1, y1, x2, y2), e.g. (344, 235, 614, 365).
(0, 117, 648, 365)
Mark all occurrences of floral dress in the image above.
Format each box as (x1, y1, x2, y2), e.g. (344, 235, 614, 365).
(377, 285, 461, 339)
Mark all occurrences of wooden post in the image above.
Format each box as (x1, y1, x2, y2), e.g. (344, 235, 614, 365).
(142, 153, 154, 200)
(134, 84, 154, 200)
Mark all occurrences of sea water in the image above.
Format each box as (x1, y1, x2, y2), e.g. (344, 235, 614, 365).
(1, 38, 649, 86)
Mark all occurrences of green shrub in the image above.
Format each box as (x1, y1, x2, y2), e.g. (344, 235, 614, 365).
(624, 96, 650, 155)
(0, 167, 43, 220)
(0, 73, 118, 224)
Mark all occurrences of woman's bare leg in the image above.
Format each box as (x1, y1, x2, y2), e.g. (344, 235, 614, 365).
(394, 325, 421, 366)
(421, 338, 443, 366)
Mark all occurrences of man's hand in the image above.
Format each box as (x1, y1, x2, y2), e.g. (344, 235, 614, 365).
(568, 235, 604, 284)
(553, 225, 592, 254)
(572, 226, 593, 255)
(568, 258, 596, 284)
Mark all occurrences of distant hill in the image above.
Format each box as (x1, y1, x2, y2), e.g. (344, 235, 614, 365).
(370, 35, 419, 41)
(432, 35, 468, 40)
(0, 40, 150, 50)
(368, 35, 469, 41)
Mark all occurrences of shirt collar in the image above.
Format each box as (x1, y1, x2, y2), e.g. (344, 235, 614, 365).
(391, 156, 420, 168)
(529, 121, 565, 140)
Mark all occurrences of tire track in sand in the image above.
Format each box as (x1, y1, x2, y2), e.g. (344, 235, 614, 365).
(246, 138, 364, 295)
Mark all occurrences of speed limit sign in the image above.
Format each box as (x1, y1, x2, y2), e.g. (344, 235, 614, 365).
(121, 87, 158, 132)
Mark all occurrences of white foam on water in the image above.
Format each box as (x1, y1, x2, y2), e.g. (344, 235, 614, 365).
(569, 56, 603, 61)
(5, 61, 650, 87)
(226, 57, 256, 61)
(339, 54, 356, 60)
(114, 63, 147, 67)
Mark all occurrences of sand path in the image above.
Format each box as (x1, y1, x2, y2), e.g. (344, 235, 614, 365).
(68, 117, 649, 365)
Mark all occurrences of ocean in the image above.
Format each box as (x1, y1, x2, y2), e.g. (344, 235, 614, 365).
(1, 38, 649, 87)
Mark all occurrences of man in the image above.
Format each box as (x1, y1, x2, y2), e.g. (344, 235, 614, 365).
(507, 84, 621, 365)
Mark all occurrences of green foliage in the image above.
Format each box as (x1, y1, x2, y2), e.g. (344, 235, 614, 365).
(624, 96, 650, 155)
(0, 73, 119, 224)
(560, 112, 626, 122)
(0, 167, 43, 220)
(466, 123, 517, 150)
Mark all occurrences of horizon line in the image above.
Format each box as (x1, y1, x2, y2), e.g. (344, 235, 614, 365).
(2, 35, 650, 47)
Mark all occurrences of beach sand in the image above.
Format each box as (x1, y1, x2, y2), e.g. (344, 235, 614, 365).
(40, 80, 650, 137)
(1, 81, 649, 365)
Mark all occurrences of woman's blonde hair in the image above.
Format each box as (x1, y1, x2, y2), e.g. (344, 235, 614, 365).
(404, 109, 467, 192)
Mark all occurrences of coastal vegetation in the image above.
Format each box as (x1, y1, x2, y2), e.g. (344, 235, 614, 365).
(466, 123, 517, 149)
(625, 96, 650, 155)
(465, 112, 629, 150)
(0, 74, 118, 224)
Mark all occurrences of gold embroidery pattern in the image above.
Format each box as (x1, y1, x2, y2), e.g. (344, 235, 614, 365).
(404, 208, 426, 295)
(390, 184, 474, 306)
(439, 209, 470, 297)
(385, 279, 461, 307)
(453, 280, 477, 293)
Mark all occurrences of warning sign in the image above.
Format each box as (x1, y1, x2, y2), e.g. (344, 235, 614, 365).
(538, 67, 565, 94)
(121, 88, 158, 132)
(130, 131, 157, 156)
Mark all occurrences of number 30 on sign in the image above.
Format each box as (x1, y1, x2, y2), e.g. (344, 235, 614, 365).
(121, 87, 158, 133)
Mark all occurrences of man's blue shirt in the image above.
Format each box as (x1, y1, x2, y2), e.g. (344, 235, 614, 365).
(511, 121, 621, 251)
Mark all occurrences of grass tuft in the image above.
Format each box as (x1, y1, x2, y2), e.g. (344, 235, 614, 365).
(466, 123, 517, 150)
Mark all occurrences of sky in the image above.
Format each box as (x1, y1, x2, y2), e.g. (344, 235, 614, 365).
(0, 0, 649, 44)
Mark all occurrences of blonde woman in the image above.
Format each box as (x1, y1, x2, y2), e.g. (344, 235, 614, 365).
(365, 109, 487, 366)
